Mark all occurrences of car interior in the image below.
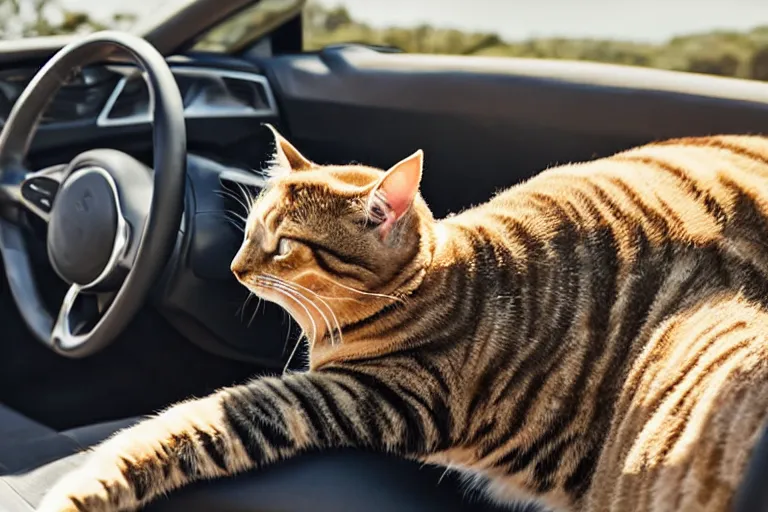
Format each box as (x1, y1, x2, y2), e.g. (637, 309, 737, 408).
(0, 0, 767, 510)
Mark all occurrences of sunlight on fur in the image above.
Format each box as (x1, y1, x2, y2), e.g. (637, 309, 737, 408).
(38, 126, 768, 512)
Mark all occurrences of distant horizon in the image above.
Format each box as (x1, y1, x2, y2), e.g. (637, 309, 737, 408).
(61, 0, 768, 44)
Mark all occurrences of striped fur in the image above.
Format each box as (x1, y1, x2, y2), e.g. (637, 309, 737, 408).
(39, 133, 768, 512)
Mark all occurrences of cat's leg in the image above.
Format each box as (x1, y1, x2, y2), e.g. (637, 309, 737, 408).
(38, 367, 449, 512)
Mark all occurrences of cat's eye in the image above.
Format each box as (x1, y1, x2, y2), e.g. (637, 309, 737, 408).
(275, 238, 293, 259)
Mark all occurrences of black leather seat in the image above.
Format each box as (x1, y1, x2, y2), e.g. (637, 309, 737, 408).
(0, 405, 524, 512)
(5, 401, 765, 512)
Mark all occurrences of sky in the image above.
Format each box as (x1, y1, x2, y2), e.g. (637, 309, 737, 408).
(62, 0, 768, 43)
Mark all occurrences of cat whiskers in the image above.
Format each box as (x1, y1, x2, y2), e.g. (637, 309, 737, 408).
(215, 182, 257, 233)
(282, 314, 294, 358)
(235, 181, 256, 210)
(214, 210, 246, 233)
(210, 201, 247, 233)
(252, 277, 318, 374)
(315, 274, 404, 304)
(261, 273, 343, 346)
(234, 292, 266, 326)
(236, 292, 254, 322)
(247, 293, 265, 327)
(215, 188, 250, 213)
(257, 275, 341, 347)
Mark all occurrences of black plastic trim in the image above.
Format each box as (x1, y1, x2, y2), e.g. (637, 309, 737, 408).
(261, 48, 768, 219)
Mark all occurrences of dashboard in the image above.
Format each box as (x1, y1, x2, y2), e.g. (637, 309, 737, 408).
(0, 63, 277, 127)
(0, 59, 281, 177)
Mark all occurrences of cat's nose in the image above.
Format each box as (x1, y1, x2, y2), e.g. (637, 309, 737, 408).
(231, 263, 246, 281)
(231, 250, 249, 281)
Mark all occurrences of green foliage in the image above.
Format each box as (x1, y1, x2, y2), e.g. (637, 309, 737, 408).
(0, 0, 123, 38)
(303, 2, 768, 82)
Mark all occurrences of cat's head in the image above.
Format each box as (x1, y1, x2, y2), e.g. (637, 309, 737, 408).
(231, 125, 434, 344)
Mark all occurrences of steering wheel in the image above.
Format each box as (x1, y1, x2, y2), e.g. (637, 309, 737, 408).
(0, 31, 186, 358)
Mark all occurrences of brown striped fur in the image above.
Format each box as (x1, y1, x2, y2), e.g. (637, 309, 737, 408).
(39, 130, 768, 512)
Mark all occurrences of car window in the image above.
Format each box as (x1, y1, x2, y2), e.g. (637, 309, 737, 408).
(302, 1, 768, 83)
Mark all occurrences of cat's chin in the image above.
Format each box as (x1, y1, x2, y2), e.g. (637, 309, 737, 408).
(249, 284, 327, 344)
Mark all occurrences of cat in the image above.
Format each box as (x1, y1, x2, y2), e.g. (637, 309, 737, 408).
(39, 125, 768, 512)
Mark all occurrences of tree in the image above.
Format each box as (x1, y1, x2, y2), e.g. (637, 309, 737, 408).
(324, 6, 351, 32)
(749, 46, 768, 81)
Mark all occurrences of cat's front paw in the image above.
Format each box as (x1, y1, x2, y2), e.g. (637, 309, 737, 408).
(35, 497, 80, 512)
(37, 465, 128, 512)
(37, 474, 101, 511)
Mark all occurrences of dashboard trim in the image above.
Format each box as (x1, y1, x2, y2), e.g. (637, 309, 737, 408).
(96, 66, 278, 127)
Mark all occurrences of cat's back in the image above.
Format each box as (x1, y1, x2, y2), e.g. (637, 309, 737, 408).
(524, 136, 768, 511)
(433, 135, 768, 511)
(525, 134, 768, 192)
(586, 290, 768, 512)
(474, 135, 768, 253)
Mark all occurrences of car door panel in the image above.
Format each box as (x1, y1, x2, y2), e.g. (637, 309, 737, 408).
(261, 47, 768, 217)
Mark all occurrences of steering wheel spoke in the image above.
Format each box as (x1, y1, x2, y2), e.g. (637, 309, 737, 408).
(18, 164, 65, 223)
(0, 163, 65, 223)
(51, 284, 102, 350)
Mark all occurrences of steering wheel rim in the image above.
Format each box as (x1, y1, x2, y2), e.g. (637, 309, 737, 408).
(0, 31, 186, 357)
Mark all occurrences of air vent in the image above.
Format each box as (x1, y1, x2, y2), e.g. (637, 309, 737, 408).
(174, 74, 198, 107)
(0, 69, 35, 124)
(97, 67, 277, 127)
(221, 77, 271, 111)
(106, 76, 149, 120)
(41, 79, 118, 124)
(0, 67, 122, 126)
(44, 67, 121, 125)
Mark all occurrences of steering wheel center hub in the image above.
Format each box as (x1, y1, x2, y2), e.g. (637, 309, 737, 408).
(47, 167, 119, 286)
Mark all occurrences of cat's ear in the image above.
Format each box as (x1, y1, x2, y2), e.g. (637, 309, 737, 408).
(367, 149, 423, 238)
(263, 123, 314, 173)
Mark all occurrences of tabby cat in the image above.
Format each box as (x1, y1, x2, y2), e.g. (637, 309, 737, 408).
(39, 126, 768, 512)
